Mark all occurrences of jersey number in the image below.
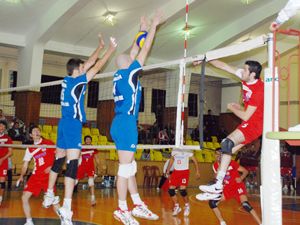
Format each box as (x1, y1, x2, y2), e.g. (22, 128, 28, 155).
(38, 157, 45, 166)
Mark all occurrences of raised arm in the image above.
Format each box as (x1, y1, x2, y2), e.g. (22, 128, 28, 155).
(136, 10, 163, 66)
(86, 37, 117, 82)
(83, 34, 105, 72)
(209, 60, 239, 78)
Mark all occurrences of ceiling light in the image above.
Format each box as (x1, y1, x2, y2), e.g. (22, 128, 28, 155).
(241, 0, 257, 5)
(103, 11, 117, 26)
(182, 25, 194, 39)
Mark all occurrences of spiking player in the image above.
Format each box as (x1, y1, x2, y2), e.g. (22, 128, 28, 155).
(17, 125, 58, 225)
(110, 12, 163, 225)
(42, 35, 117, 225)
(194, 59, 263, 200)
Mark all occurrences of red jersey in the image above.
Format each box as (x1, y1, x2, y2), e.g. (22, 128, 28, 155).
(0, 133, 12, 161)
(241, 79, 264, 126)
(23, 139, 55, 175)
(80, 148, 97, 162)
(213, 160, 240, 186)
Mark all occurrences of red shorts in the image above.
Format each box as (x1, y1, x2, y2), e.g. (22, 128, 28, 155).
(223, 182, 247, 203)
(0, 160, 8, 178)
(24, 174, 55, 197)
(237, 121, 262, 145)
(169, 169, 189, 187)
(77, 160, 95, 180)
(281, 167, 292, 176)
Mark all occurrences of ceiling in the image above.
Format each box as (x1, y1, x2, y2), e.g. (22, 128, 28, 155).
(0, 0, 298, 74)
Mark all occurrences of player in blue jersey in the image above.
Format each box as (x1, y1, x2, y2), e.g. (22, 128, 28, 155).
(42, 35, 117, 225)
(110, 11, 163, 225)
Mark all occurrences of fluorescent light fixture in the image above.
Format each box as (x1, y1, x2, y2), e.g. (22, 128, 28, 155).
(241, 0, 257, 5)
(103, 11, 117, 26)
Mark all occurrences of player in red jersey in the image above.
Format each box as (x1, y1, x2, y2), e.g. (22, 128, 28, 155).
(194, 59, 264, 199)
(166, 149, 200, 217)
(0, 120, 12, 205)
(76, 135, 99, 206)
(197, 149, 261, 225)
(17, 125, 59, 225)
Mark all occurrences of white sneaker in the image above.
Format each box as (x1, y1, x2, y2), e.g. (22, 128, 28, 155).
(42, 192, 60, 208)
(199, 182, 223, 194)
(24, 221, 34, 225)
(220, 221, 227, 225)
(288, 124, 300, 131)
(172, 204, 182, 216)
(196, 192, 222, 201)
(113, 209, 139, 225)
(132, 204, 159, 220)
(283, 185, 288, 192)
(57, 207, 73, 225)
(184, 205, 190, 217)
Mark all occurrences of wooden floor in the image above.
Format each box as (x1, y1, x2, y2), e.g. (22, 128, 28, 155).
(0, 188, 300, 225)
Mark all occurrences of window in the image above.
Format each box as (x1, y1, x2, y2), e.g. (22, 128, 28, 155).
(139, 87, 144, 112)
(40, 75, 62, 104)
(87, 81, 99, 108)
(188, 93, 198, 117)
(151, 89, 166, 113)
(9, 70, 17, 100)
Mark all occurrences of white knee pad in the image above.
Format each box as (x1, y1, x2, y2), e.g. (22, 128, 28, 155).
(130, 160, 137, 177)
(88, 177, 94, 187)
(118, 161, 137, 178)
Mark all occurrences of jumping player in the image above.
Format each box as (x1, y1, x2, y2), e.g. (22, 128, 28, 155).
(197, 149, 261, 225)
(17, 125, 58, 225)
(166, 149, 200, 217)
(76, 135, 99, 206)
(42, 35, 117, 225)
(195, 59, 263, 200)
(110, 12, 163, 225)
(0, 120, 12, 205)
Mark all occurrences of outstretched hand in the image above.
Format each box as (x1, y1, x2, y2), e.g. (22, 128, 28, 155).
(140, 16, 150, 31)
(152, 9, 164, 26)
(269, 22, 280, 32)
(98, 34, 105, 49)
(109, 37, 118, 49)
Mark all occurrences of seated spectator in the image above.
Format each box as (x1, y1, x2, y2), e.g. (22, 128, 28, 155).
(0, 109, 6, 122)
(158, 127, 169, 145)
(8, 121, 25, 141)
(281, 145, 294, 192)
(141, 149, 151, 161)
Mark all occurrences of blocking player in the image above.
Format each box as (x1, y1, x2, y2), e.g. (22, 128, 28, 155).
(42, 35, 117, 225)
(195, 59, 263, 200)
(110, 12, 163, 225)
(197, 149, 261, 225)
(17, 125, 58, 225)
(76, 135, 99, 206)
(0, 120, 12, 205)
(166, 149, 200, 217)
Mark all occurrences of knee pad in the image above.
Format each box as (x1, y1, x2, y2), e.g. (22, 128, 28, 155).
(0, 182, 5, 189)
(131, 160, 137, 177)
(221, 138, 235, 155)
(64, 159, 79, 179)
(118, 163, 133, 179)
(209, 200, 219, 209)
(242, 201, 253, 213)
(88, 177, 94, 187)
(179, 189, 187, 197)
(168, 189, 176, 197)
(51, 157, 66, 173)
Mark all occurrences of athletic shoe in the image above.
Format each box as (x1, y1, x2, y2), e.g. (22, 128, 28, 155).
(183, 205, 190, 217)
(42, 192, 60, 208)
(172, 204, 182, 216)
(24, 221, 34, 225)
(132, 204, 159, 220)
(199, 182, 223, 194)
(196, 192, 222, 201)
(113, 209, 139, 225)
(220, 221, 227, 225)
(57, 207, 73, 225)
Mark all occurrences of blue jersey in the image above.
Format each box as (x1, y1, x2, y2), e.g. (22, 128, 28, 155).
(60, 74, 87, 122)
(113, 60, 142, 120)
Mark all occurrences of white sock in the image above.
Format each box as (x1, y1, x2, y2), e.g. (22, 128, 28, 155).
(91, 195, 95, 201)
(118, 200, 128, 211)
(63, 198, 72, 210)
(216, 171, 226, 187)
(47, 189, 54, 195)
(0, 196, 3, 202)
(185, 203, 189, 207)
(26, 218, 33, 222)
(131, 193, 143, 205)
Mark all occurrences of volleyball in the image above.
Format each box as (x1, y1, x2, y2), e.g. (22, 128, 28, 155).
(135, 31, 148, 48)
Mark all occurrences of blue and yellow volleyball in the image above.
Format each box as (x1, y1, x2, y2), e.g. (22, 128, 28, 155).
(135, 31, 148, 48)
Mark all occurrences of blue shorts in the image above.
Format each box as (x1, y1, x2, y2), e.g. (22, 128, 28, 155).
(110, 114, 137, 152)
(56, 118, 82, 150)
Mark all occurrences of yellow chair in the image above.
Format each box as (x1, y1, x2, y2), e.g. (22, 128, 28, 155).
(41, 132, 50, 139)
(195, 151, 205, 162)
(99, 135, 108, 144)
(82, 127, 91, 135)
(206, 142, 215, 150)
(109, 149, 118, 160)
(202, 150, 214, 163)
(186, 140, 193, 145)
(214, 142, 221, 149)
(192, 141, 200, 146)
(91, 128, 100, 136)
(43, 125, 52, 134)
(153, 150, 163, 161)
(211, 136, 218, 143)
(49, 133, 57, 143)
(135, 149, 143, 160)
(91, 135, 99, 145)
(52, 125, 58, 134)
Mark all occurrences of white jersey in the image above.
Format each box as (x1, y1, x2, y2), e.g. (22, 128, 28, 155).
(276, 0, 300, 25)
(171, 149, 193, 171)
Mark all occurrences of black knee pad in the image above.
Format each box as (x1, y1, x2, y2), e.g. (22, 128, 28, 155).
(179, 189, 187, 197)
(64, 159, 79, 179)
(0, 182, 5, 189)
(51, 157, 66, 173)
(221, 138, 235, 155)
(168, 189, 176, 197)
(209, 200, 219, 209)
(242, 201, 253, 213)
